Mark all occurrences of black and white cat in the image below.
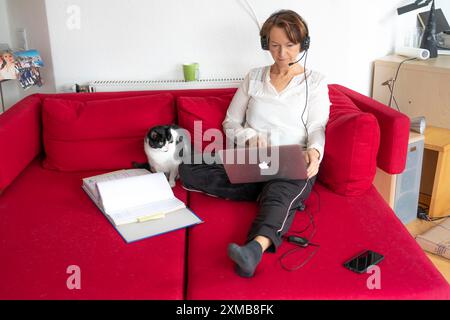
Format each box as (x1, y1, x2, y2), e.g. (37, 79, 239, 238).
(133, 125, 190, 187)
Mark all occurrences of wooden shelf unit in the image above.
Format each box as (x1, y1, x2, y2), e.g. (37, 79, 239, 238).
(372, 55, 450, 219)
(372, 55, 450, 130)
(420, 126, 450, 218)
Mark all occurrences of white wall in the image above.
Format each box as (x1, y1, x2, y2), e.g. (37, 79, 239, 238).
(0, 0, 56, 111)
(0, 0, 10, 43)
(5, 0, 56, 100)
(0, 0, 18, 111)
(2, 0, 450, 110)
(44, 0, 399, 95)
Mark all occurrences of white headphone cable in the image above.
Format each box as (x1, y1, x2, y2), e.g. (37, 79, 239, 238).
(241, 0, 261, 30)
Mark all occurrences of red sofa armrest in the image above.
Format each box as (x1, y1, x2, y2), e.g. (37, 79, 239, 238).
(331, 84, 410, 174)
(0, 94, 43, 193)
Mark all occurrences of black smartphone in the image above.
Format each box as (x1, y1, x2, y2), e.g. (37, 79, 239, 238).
(343, 250, 384, 274)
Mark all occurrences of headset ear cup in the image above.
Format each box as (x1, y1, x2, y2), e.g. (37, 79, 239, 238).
(302, 36, 310, 51)
(261, 36, 269, 50)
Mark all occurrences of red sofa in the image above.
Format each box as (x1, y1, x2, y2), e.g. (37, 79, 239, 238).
(0, 84, 449, 300)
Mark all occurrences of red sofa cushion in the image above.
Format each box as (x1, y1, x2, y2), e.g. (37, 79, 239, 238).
(0, 158, 188, 299)
(177, 94, 234, 152)
(0, 95, 42, 193)
(41, 94, 175, 172)
(330, 84, 410, 175)
(319, 86, 380, 196)
(186, 186, 450, 300)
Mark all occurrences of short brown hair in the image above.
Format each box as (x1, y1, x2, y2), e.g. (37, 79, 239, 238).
(260, 9, 309, 46)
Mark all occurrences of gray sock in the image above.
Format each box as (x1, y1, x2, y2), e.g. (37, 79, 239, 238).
(227, 240, 263, 278)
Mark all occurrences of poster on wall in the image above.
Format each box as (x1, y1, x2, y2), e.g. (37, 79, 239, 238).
(14, 50, 44, 90)
(0, 49, 44, 90)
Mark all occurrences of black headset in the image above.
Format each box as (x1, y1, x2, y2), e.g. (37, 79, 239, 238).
(260, 10, 310, 52)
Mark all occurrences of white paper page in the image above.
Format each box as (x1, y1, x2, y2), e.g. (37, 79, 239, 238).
(83, 169, 149, 200)
(109, 197, 186, 226)
(97, 172, 174, 213)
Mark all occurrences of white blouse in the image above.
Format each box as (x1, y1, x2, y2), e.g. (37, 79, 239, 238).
(222, 65, 331, 163)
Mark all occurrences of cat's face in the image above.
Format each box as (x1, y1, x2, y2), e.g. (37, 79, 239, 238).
(146, 126, 174, 152)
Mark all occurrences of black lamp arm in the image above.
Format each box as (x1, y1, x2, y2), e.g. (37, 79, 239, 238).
(397, 0, 433, 15)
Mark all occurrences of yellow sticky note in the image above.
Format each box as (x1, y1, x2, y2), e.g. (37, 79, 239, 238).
(137, 213, 166, 223)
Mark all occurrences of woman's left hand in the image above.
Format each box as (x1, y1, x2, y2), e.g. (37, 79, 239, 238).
(304, 148, 320, 179)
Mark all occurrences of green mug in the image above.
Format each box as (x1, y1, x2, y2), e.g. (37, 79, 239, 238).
(183, 63, 199, 82)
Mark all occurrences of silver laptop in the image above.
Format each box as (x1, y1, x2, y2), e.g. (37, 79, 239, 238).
(217, 144, 308, 184)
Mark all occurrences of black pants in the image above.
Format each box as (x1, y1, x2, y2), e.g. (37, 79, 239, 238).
(179, 160, 317, 253)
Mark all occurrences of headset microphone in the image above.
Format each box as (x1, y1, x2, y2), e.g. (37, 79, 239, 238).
(288, 51, 307, 67)
(288, 59, 300, 67)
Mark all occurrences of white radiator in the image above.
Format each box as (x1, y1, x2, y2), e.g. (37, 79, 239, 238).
(88, 78, 244, 92)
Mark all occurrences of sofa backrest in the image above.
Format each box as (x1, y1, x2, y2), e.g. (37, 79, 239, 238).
(39, 88, 237, 104)
(0, 85, 409, 196)
(0, 94, 42, 194)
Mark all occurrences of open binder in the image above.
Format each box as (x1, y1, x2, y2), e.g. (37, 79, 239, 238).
(82, 169, 202, 243)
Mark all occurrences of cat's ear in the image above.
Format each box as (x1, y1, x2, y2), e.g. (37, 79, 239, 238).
(166, 128, 173, 143)
(150, 130, 158, 140)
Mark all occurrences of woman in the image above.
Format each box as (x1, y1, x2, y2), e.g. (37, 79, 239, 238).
(179, 9, 330, 277)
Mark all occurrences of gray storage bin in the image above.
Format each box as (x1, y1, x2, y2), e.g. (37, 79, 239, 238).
(393, 139, 424, 224)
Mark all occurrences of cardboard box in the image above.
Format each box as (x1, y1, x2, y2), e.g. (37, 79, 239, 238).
(416, 218, 450, 260)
